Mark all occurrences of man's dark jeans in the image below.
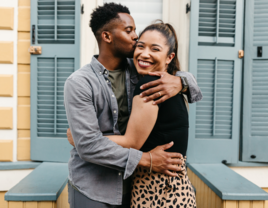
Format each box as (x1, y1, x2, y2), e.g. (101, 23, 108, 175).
(68, 181, 131, 208)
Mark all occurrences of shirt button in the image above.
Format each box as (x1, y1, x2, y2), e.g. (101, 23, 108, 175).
(118, 172, 121, 176)
(99, 72, 102, 74)
(114, 110, 116, 114)
(112, 95, 114, 97)
(105, 71, 107, 74)
(106, 80, 109, 83)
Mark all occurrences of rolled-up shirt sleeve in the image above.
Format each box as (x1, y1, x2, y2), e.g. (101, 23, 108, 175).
(175, 71, 203, 103)
(64, 78, 143, 179)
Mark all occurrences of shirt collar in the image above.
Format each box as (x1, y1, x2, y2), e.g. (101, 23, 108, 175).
(90, 55, 129, 76)
(91, 55, 107, 76)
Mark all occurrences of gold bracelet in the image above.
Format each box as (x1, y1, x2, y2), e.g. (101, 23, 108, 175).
(149, 152, 152, 174)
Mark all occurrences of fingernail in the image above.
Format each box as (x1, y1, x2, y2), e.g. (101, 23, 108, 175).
(152, 102, 156, 105)
(140, 93, 143, 97)
(140, 86, 143, 89)
(143, 98, 147, 101)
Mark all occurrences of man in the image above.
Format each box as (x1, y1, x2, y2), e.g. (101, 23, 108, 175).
(64, 3, 202, 208)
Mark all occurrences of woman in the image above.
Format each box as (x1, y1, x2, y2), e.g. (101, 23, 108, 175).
(106, 21, 196, 208)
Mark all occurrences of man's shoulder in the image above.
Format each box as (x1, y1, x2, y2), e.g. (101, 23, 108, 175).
(67, 64, 96, 83)
(175, 71, 197, 84)
(65, 63, 98, 89)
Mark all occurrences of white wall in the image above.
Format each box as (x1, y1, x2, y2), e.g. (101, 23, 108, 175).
(163, 0, 191, 72)
(104, 0, 163, 35)
(231, 167, 268, 188)
(0, 0, 18, 162)
(80, 0, 101, 67)
(0, 169, 33, 191)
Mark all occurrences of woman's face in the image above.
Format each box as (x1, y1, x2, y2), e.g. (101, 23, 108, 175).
(133, 30, 175, 75)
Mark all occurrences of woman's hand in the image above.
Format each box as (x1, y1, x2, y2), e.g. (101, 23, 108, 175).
(139, 71, 183, 105)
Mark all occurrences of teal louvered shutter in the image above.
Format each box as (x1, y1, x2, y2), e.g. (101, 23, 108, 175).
(187, 0, 244, 163)
(242, 0, 268, 162)
(30, 0, 80, 162)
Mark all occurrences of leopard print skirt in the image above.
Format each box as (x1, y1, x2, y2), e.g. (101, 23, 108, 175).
(130, 156, 196, 208)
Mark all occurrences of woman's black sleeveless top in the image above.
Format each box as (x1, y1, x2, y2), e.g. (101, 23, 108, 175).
(133, 75, 189, 156)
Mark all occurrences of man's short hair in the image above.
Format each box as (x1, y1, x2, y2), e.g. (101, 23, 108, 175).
(89, 3, 130, 40)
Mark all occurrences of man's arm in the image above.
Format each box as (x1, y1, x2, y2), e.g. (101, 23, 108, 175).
(65, 78, 136, 174)
(67, 128, 182, 177)
(64, 78, 182, 178)
(139, 71, 203, 104)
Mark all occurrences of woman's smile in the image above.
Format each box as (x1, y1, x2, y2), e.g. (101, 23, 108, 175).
(138, 60, 153, 68)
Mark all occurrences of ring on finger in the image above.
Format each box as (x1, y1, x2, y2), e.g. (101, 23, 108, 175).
(158, 92, 161, 97)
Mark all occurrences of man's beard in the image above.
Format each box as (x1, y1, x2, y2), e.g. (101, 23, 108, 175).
(113, 41, 135, 59)
(125, 50, 134, 58)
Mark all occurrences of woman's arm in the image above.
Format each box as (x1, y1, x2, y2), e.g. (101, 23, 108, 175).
(107, 95, 159, 150)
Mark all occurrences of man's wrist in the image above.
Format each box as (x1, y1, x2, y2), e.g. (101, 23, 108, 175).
(179, 76, 189, 93)
(181, 88, 187, 93)
(138, 152, 150, 168)
(174, 76, 184, 94)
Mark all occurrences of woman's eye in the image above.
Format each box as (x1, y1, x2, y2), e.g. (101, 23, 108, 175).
(153, 48, 160, 51)
(126, 30, 131, 33)
(137, 45, 143, 48)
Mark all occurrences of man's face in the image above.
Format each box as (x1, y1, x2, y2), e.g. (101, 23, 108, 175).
(111, 13, 138, 58)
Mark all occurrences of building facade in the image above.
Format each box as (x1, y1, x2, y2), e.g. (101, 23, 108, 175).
(0, 0, 267, 207)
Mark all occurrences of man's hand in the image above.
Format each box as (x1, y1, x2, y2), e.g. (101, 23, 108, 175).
(67, 128, 75, 147)
(139, 71, 184, 105)
(138, 142, 183, 177)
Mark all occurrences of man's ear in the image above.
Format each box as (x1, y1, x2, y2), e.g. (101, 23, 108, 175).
(166, 52, 175, 65)
(101, 31, 112, 43)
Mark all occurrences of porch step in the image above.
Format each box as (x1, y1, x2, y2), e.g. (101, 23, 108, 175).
(5, 162, 68, 201)
(187, 163, 268, 200)
(0, 161, 41, 170)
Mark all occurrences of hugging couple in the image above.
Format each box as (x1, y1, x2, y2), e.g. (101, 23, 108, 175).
(64, 2, 202, 208)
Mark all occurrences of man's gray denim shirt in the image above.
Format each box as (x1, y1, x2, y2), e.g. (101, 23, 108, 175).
(64, 56, 202, 205)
